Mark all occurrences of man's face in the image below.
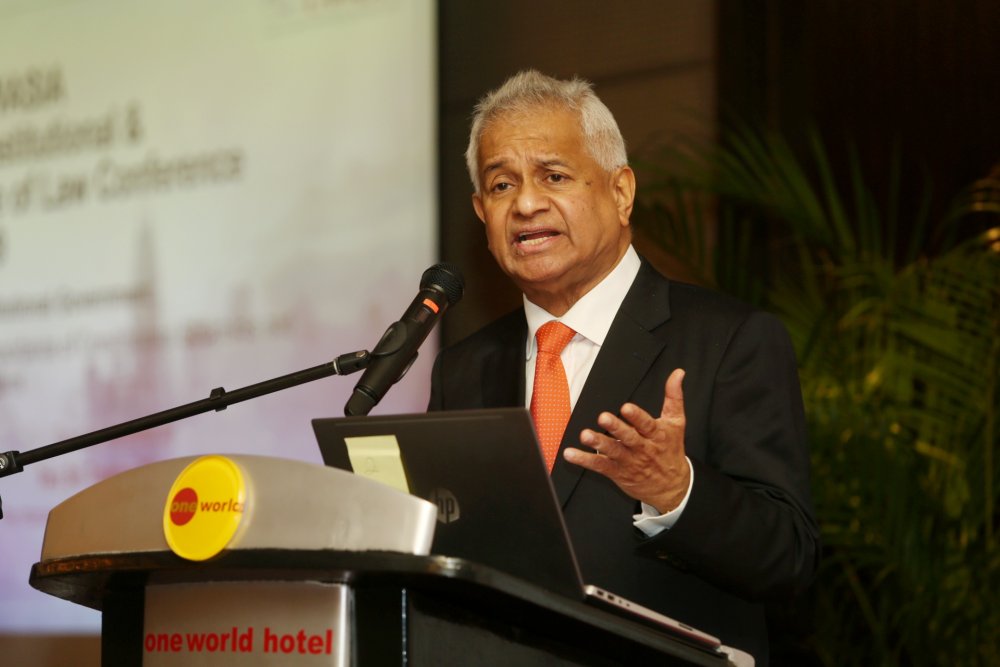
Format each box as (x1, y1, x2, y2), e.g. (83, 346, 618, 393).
(472, 105, 635, 315)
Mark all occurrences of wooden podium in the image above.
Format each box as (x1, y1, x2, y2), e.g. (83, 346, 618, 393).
(29, 455, 730, 666)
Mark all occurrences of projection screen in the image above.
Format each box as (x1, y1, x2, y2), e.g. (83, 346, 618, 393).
(0, 0, 437, 632)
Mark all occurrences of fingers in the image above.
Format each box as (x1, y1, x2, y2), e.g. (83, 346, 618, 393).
(563, 444, 616, 475)
(596, 405, 657, 444)
(567, 428, 622, 472)
(661, 368, 685, 422)
(620, 403, 660, 438)
(564, 368, 689, 509)
(576, 368, 686, 450)
(580, 428, 627, 458)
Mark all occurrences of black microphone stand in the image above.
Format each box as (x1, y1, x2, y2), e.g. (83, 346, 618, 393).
(0, 349, 371, 519)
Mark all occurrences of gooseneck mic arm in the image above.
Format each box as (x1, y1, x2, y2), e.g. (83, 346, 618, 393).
(344, 262, 464, 416)
(0, 349, 370, 519)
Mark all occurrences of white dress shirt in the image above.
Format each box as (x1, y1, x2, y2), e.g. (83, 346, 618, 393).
(522, 245, 693, 535)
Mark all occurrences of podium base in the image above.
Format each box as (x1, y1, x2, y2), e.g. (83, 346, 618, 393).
(32, 549, 729, 666)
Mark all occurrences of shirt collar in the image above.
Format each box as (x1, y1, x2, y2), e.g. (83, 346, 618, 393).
(524, 245, 641, 359)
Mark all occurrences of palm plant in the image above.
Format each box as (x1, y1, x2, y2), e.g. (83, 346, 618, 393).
(634, 127, 1000, 666)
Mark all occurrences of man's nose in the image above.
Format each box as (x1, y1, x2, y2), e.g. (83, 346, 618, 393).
(513, 181, 549, 217)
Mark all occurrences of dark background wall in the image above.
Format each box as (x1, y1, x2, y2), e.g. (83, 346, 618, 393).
(721, 0, 999, 252)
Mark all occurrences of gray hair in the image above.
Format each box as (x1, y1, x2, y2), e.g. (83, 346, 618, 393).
(465, 69, 628, 193)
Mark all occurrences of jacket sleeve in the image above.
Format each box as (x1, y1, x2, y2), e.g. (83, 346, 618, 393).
(635, 311, 821, 602)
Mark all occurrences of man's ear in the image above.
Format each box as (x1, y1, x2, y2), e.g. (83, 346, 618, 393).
(472, 193, 486, 224)
(612, 166, 636, 226)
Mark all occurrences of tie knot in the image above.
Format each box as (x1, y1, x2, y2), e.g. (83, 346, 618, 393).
(536, 321, 576, 355)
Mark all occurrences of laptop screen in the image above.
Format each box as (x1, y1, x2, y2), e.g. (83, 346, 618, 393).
(313, 408, 726, 653)
(312, 408, 584, 599)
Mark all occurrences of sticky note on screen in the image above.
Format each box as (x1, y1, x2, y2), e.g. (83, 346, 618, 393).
(343, 435, 410, 494)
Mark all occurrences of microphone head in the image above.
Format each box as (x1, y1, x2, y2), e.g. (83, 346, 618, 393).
(421, 263, 464, 306)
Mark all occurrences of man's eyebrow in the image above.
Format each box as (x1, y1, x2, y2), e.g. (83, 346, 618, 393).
(481, 158, 508, 176)
(538, 158, 569, 169)
(480, 156, 570, 177)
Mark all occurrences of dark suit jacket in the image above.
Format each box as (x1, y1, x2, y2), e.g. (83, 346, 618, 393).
(428, 260, 820, 662)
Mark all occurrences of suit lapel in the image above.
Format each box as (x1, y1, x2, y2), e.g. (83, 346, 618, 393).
(550, 261, 673, 506)
(481, 311, 526, 408)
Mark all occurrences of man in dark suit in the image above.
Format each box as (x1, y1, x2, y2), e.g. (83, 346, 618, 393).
(429, 70, 819, 664)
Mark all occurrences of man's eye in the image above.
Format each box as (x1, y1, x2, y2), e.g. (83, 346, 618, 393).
(547, 173, 565, 183)
(492, 182, 512, 193)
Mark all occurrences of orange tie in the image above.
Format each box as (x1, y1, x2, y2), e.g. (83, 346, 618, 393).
(530, 321, 576, 472)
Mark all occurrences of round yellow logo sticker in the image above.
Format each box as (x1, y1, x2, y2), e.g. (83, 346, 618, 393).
(163, 455, 247, 561)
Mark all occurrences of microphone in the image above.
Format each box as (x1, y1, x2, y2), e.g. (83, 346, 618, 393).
(344, 263, 464, 416)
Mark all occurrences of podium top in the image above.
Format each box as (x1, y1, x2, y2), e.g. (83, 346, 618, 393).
(39, 454, 437, 562)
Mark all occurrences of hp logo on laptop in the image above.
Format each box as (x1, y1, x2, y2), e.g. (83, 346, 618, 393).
(429, 488, 460, 524)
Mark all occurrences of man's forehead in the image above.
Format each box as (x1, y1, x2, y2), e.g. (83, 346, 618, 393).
(480, 152, 571, 174)
(477, 110, 585, 172)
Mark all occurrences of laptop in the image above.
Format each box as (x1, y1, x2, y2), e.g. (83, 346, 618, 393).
(312, 408, 722, 652)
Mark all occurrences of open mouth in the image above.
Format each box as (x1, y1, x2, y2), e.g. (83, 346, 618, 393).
(516, 230, 560, 246)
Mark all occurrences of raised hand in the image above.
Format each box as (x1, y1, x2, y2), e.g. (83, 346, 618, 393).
(563, 368, 690, 513)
